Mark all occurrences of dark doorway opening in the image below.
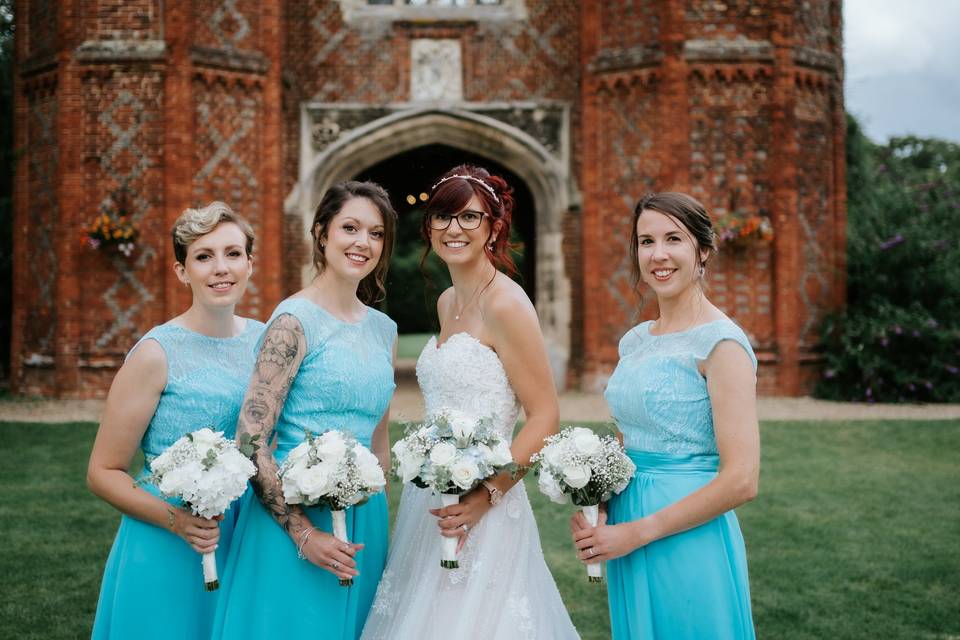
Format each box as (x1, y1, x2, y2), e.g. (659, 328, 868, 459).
(356, 144, 535, 335)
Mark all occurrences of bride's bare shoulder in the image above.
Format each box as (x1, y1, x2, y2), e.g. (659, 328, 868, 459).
(482, 275, 537, 333)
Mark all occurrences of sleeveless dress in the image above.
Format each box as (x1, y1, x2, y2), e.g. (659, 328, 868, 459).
(603, 319, 758, 640)
(212, 298, 396, 640)
(362, 332, 580, 640)
(91, 319, 265, 640)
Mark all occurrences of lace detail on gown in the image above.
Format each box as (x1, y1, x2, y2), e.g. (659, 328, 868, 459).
(361, 333, 579, 640)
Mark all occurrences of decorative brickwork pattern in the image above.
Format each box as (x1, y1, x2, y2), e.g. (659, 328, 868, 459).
(193, 78, 264, 318)
(688, 70, 774, 347)
(465, 1, 579, 101)
(26, 0, 57, 58)
(591, 80, 661, 349)
(83, 0, 162, 41)
(80, 74, 164, 354)
(684, 0, 770, 41)
(598, 1, 659, 54)
(795, 78, 836, 348)
(195, 0, 259, 51)
(23, 92, 58, 361)
(795, 0, 834, 52)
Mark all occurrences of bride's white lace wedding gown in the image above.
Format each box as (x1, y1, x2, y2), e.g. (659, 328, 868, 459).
(361, 333, 579, 639)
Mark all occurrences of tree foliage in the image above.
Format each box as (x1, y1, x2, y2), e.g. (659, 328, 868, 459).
(816, 115, 960, 402)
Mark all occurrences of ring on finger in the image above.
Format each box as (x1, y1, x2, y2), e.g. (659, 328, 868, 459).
(331, 561, 340, 570)
(461, 523, 469, 533)
(588, 547, 596, 557)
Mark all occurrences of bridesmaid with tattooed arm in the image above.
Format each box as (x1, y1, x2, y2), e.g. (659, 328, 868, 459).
(212, 182, 398, 640)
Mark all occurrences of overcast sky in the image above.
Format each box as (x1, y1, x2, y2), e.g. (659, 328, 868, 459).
(844, 0, 960, 142)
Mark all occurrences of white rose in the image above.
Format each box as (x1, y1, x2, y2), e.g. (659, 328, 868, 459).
(448, 411, 478, 443)
(298, 464, 332, 501)
(287, 441, 311, 463)
(354, 445, 386, 489)
(543, 442, 566, 468)
(562, 464, 591, 489)
(490, 440, 514, 467)
(190, 428, 222, 450)
(315, 431, 347, 462)
(450, 457, 481, 490)
(538, 470, 569, 505)
(571, 428, 602, 456)
(399, 450, 425, 483)
(429, 442, 457, 467)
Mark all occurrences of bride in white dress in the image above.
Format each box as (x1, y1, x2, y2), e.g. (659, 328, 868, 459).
(361, 166, 579, 639)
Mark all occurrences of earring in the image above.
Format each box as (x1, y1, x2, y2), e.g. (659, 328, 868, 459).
(699, 264, 705, 278)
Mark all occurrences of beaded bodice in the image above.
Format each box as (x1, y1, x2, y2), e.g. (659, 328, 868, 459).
(416, 333, 520, 441)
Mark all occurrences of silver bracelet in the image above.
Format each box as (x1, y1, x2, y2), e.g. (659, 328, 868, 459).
(296, 527, 315, 560)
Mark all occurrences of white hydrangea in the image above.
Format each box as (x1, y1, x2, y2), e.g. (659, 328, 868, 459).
(147, 428, 256, 519)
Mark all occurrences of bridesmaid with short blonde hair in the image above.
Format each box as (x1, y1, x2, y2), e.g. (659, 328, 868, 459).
(88, 202, 263, 639)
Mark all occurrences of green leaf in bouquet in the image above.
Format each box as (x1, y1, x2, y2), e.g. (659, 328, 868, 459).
(201, 448, 218, 471)
(238, 432, 261, 459)
(506, 462, 525, 480)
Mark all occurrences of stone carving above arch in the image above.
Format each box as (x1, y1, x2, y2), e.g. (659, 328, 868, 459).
(289, 105, 575, 388)
(303, 101, 569, 172)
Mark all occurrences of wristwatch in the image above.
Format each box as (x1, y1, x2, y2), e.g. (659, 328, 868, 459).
(482, 480, 503, 506)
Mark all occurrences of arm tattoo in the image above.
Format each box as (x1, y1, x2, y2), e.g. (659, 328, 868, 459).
(236, 314, 311, 538)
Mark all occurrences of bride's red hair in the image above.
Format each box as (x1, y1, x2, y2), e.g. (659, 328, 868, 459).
(421, 164, 517, 276)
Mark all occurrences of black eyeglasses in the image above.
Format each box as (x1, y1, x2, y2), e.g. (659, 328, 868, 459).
(428, 210, 487, 231)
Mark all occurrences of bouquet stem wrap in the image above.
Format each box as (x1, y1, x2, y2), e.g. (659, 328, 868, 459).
(331, 509, 352, 587)
(439, 493, 460, 569)
(582, 504, 603, 583)
(202, 551, 219, 591)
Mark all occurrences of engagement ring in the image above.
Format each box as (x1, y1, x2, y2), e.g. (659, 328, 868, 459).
(332, 561, 340, 569)
(461, 524, 469, 533)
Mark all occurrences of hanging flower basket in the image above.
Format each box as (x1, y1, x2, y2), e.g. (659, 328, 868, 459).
(82, 188, 140, 258)
(714, 210, 773, 250)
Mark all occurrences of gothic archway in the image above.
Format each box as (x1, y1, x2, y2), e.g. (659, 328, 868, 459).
(288, 107, 573, 388)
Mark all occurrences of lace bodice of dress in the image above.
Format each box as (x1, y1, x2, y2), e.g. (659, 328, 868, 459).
(604, 319, 757, 455)
(415, 333, 520, 440)
(129, 319, 264, 475)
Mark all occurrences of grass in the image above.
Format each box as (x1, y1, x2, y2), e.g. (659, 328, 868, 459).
(1, 420, 958, 639)
(396, 333, 433, 360)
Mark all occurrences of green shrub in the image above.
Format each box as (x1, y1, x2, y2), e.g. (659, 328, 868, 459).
(816, 117, 960, 402)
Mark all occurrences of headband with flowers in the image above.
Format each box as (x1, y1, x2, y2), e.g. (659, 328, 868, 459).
(430, 174, 500, 204)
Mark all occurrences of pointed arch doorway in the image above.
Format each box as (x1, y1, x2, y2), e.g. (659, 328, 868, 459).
(355, 144, 536, 336)
(293, 108, 573, 388)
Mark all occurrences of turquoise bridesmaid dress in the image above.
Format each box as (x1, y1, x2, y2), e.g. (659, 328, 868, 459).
(603, 319, 758, 640)
(91, 319, 265, 640)
(212, 298, 396, 640)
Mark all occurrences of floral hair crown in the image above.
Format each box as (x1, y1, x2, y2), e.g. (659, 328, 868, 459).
(430, 174, 500, 204)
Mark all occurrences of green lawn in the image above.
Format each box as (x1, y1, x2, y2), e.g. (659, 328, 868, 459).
(396, 333, 432, 360)
(1, 420, 958, 639)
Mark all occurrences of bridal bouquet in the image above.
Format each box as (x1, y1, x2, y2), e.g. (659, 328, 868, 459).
(279, 429, 387, 586)
(145, 427, 256, 591)
(392, 408, 514, 568)
(531, 426, 635, 583)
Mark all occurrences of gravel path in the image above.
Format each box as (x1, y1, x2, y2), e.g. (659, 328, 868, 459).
(2, 385, 959, 424)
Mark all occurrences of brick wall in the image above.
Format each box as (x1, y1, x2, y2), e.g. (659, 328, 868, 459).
(11, 0, 845, 397)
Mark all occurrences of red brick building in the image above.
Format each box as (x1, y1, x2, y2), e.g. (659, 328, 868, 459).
(11, 0, 845, 398)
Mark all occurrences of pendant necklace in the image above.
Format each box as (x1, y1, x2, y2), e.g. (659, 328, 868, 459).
(453, 272, 493, 321)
